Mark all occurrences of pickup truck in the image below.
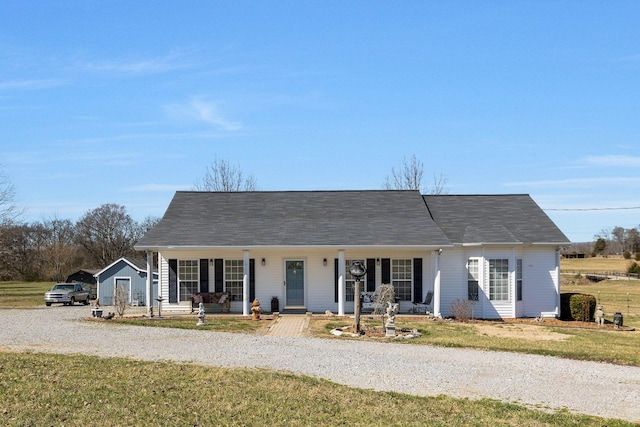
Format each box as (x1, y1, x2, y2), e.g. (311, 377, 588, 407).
(45, 283, 91, 306)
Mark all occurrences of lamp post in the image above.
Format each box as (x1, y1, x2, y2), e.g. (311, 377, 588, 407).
(349, 261, 367, 332)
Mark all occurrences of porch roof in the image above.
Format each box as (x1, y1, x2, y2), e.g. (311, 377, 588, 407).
(136, 190, 451, 250)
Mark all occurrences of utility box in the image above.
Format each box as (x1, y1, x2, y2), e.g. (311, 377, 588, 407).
(613, 312, 623, 328)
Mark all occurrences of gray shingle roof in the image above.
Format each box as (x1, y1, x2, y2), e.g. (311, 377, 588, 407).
(423, 194, 570, 245)
(136, 190, 451, 249)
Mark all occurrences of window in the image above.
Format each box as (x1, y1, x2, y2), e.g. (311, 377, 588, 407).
(391, 259, 412, 301)
(225, 260, 243, 301)
(178, 260, 198, 302)
(489, 259, 509, 301)
(467, 259, 479, 301)
(516, 259, 523, 301)
(345, 259, 365, 301)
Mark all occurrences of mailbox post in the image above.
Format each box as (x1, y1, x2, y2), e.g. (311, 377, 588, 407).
(350, 261, 367, 332)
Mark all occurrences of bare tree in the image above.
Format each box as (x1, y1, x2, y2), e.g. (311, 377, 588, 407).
(75, 204, 139, 267)
(383, 155, 448, 194)
(193, 157, 257, 191)
(39, 217, 79, 282)
(0, 165, 23, 224)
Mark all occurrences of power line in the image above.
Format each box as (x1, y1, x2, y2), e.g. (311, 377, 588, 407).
(545, 206, 640, 212)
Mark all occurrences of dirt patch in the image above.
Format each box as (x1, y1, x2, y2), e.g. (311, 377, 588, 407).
(471, 322, 569, 341)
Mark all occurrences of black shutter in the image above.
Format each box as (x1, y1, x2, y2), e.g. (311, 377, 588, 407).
(334, 258, 339, 302)
(168, 259, 178, 303)
(413, 258, 423, 303)
(199, 259, 209, 293)
(214, 259, 224, 292)
(366, 258, 376, 292)
(381, 258, 391, 284)
(249, 259, 255, 302)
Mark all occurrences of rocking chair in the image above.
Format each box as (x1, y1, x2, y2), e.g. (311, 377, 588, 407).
(412, 290, 433, 314)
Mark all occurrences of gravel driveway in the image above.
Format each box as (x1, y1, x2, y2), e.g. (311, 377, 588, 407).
(1, 306, 639, 422)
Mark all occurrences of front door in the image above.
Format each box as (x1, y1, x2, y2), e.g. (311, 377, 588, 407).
(285, 260, 304, 306)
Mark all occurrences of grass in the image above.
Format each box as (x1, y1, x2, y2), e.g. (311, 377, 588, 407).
(0, 281, 53, 307)
(0, 351, 634, 427)
(561, 256, 633, 273)
(312, 315, 640, 366)
(108, 315, 267, 333)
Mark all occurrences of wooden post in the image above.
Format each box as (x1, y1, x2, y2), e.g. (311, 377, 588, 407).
(354, 279, 361, 332)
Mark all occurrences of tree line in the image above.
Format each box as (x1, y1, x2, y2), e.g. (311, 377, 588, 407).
(0, 155, 446, 282)
(0, 205, 158, 282)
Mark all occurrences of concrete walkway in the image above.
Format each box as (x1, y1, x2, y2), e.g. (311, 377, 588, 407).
(266, 314, 309, 337)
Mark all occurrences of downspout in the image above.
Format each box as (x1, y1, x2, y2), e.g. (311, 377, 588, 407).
(433, 248, 442, 318)
(243, 250, 250, 316)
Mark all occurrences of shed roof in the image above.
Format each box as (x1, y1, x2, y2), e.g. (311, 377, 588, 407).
(136, 190, 451, 249)
(423, 194, 570, 245)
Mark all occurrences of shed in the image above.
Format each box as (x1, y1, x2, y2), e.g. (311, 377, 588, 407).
(94, 257, 158, 306)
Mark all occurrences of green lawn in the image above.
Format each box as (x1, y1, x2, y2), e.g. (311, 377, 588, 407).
(0, 352, 633, 427)
(0, 281, 53, 307)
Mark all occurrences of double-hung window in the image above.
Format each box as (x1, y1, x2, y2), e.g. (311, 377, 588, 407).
(488, 259, 509, 301)
(345, 259, 365, 302)
(225, 260, 244, 301)
(178, 260, 198, 302)
(391, 259, 412, 301)
(467, 259, 479, 301)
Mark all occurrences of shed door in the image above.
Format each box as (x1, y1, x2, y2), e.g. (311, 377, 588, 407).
(285, 260, 304, 306)
(114, 278, 131, 304)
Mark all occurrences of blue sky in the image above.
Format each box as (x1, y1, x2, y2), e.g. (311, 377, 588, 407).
(1, 1, 639, 243)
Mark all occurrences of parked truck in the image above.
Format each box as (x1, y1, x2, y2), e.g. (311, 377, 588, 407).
(45, 283, 90, 306)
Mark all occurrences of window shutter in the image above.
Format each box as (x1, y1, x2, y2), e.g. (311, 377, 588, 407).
(199, 259, 209, 293)
(413, 258, 423, 303)
(334, 258, 339, 302)
(249, 259, 255, 302)
(214, 259, 224, 292)
(168, 259, 177, 303)
(366, 258, 376, 292)
(381, 258, 391, 284)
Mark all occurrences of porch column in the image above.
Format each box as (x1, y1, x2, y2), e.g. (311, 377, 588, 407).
(338, 250, 345, 316)
(243, 250, 250, 316)
(146, 251, 153, 316)
(555, 248, 561, 316)
(433, 249, 442, 318)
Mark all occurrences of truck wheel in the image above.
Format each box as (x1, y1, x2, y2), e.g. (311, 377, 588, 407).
(83, 299, 90, 305)
(45, 302, 51, 306)
(69, 297, 75, 306)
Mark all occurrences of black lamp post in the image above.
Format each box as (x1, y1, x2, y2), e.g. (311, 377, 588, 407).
(349, 261, 367, 332)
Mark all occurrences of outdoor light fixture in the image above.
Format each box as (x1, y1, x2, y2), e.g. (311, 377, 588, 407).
(376, 258, 380, 266)
(323, 258, 327, 266)
(261, 258, 266, 266)
(209, 259, 213, 266)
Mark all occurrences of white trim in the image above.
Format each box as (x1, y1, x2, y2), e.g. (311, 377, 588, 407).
(94, 257, 158, 278)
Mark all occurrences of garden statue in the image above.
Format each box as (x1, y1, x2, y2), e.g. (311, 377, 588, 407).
(197, 302, 206, 326)
(251, 299, 262, 320)
(385, 301, 399, 337)
(594, 305, 605, 326)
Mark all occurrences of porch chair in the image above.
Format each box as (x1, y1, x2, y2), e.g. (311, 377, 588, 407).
(412, 290, 433, 314)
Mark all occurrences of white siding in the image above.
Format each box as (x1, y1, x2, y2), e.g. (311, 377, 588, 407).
(522, 247, 560, 317)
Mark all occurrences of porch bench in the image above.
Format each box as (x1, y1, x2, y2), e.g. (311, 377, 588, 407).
(191, 292, 231, 313)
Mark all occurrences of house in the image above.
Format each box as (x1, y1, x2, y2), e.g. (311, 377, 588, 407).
(66, 268, 99, 299)
(134, 190, 570, 319)
(94, 257, 158, 306)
